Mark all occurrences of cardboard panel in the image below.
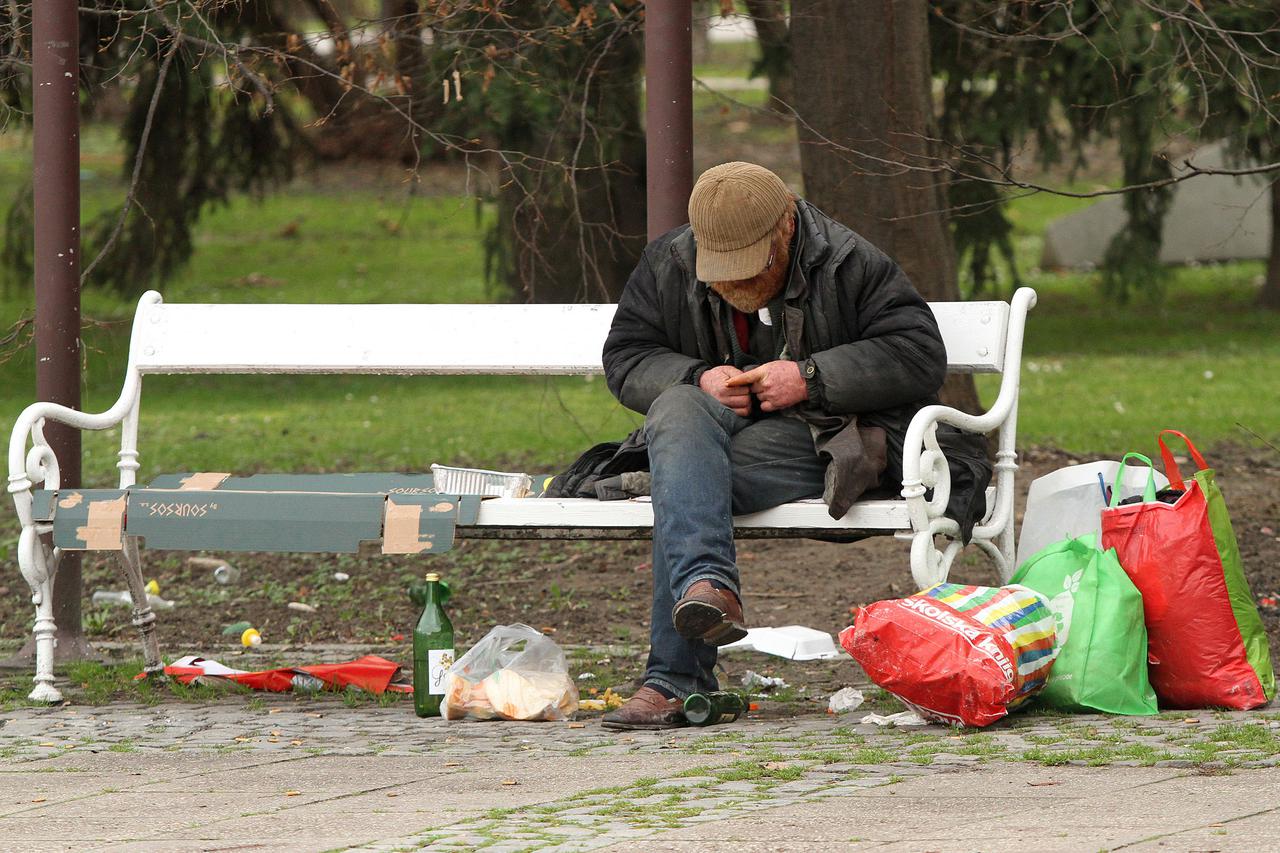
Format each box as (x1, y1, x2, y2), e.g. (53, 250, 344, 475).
(382, 496, 458, 555)
(126, 490, 385, 553)
(145, 472, 438, 495)
(52, 490, 128, 551)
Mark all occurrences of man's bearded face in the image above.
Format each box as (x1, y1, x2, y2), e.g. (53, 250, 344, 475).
(709, 213, 795, 313)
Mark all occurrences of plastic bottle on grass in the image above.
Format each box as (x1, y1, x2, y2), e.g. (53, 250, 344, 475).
(90, 589, 174, 610)
(412, 572, 454, 718)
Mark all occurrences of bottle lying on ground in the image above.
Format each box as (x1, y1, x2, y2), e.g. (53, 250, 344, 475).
(683, 691, 747, 726)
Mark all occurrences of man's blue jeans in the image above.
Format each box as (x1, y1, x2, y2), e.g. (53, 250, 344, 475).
(642, 385, 827, 699)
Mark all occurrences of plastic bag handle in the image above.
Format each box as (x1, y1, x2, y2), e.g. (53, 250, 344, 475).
(1157, 429, 1208, 490)
(1110, 452, 1158, 508)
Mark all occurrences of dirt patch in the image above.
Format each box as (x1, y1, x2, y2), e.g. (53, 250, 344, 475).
(2, 444, 1278, 695)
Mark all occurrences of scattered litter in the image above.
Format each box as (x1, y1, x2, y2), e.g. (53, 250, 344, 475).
(827, 687, 865, 714)
(577, 672, 596, 680)
(390, 633, 405, 642)
(577, 688, 623, 712)
(567, 722, 586, 729)
(145, 579, 161, 596)
(287, 602, 317, 613)
(721, 625, 843, 660)
(190, 557, 239, 585)
(284, 790, 300, 797)
(332, 572, 351, 582)
(684, 691, 746, 726)
(860, 711, 928, 727)
(144, 654, 412, 695)
(500, 779, 519, 786)
(290, 674, 325, 693)
(241, 628, 263, 647)
(443, 624, 578, 721)
(741, 670, 788, 692)
(90, 589, 174, 610)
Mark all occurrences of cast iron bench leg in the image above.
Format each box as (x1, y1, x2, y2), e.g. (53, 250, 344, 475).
(115, 535, 164, 679)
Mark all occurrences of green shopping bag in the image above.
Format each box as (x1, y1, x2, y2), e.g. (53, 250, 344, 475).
(1011, 534, 1158, 715)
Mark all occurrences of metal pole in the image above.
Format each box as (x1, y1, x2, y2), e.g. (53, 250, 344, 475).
(644, 0, 694, 241)
(32, 0, 91, 660)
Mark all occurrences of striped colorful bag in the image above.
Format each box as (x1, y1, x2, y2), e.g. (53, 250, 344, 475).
(840, 583, 1059, 727)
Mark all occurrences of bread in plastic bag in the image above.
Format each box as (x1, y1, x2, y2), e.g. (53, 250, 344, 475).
(442, 624, 578, 721)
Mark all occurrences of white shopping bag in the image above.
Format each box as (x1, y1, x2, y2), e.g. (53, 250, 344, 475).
(1016, 461, 1169, 569)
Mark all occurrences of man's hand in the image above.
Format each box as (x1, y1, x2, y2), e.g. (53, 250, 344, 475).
(699, 365, 753, 417)
(725, 360, 809, 413)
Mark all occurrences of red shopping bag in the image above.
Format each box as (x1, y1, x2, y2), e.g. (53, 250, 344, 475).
(1101, 438, 1274, 710)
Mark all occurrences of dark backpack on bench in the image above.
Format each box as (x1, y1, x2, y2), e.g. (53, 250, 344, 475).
(543, 428, 649, 499)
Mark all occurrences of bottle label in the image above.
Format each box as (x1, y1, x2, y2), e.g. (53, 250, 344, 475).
(428, 648, 455, 695)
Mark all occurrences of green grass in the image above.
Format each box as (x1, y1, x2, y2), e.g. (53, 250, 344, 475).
(1, 123, 1277, 498)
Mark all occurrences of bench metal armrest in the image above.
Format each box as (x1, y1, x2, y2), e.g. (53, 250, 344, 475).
(899, 287, 1036, 586)
(7, 293, 159, 521)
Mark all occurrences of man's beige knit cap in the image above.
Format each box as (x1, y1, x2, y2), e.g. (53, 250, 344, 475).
(688, 161, 793, 282)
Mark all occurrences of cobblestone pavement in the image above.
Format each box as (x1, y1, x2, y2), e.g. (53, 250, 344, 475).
(2, 696, 1280, 851)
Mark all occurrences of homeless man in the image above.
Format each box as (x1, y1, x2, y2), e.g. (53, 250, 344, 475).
(598, 161, 991, 730)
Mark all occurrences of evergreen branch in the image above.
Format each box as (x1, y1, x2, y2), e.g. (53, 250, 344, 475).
(79, 28, 182, 287)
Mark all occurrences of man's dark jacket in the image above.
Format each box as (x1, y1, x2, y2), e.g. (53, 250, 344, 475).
(600, 200, 991, 538)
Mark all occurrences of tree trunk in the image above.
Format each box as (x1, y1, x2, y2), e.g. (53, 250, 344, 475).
(743, 0, 793, 112)
(790, 0, 982, 415)
(1263, 178, 1280, 310)
(384, 0, 429, 158)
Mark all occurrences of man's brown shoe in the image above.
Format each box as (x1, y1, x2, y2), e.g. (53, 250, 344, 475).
(673, 580, 748, 645)
(601, 686, 688, 730)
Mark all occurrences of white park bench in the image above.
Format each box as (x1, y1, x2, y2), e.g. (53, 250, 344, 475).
(7, 287, 1037, 701)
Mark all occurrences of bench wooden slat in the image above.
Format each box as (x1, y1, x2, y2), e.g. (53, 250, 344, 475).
(133, 301, 1009, 375)
(470, 496, 911, 530)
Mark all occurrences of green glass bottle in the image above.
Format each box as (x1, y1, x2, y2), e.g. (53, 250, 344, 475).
(412, 572, 454, 718)
(683, 691, 747, 726)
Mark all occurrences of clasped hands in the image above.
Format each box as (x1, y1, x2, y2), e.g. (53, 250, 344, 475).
(698, 361, 809, 416)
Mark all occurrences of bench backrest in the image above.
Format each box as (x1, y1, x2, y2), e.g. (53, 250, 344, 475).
(129, 296, 1011, 376)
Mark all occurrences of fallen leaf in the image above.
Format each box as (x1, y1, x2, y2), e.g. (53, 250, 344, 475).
(270, 730, 282, 737)
(1027, 781, 1061, 787)
(387, 792, 399, 798)
(500, 779, 518, 786)
(268, 708, 283, 715)
(38, 742, 55, 748)
(443, 761, 462, 767)
(290, 740, 304, 746)
(30, 798, 46, 803)
(567, 722, 586, 729)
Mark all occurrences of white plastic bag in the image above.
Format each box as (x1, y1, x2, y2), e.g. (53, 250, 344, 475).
(442, 624, 578, 721)
(1016, 461, 1169, 568)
